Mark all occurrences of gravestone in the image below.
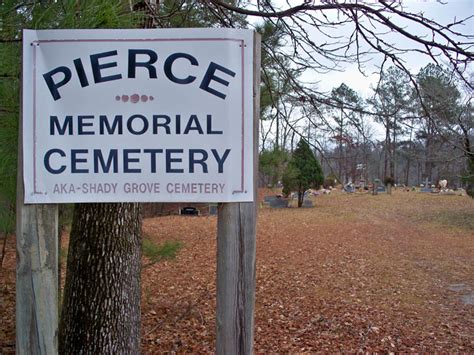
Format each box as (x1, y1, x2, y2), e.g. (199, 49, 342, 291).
(269, 198, 289, 208)
(420, 178, 432, 193)
(209, 204, 218, 215)
(372, 179, 381, 195)
(344, 185, 355, 193)
(263, 195, 278, 203)
(302, 199, 313, 208)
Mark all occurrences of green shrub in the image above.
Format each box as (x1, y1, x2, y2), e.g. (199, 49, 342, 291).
(143, 239, 183, 264)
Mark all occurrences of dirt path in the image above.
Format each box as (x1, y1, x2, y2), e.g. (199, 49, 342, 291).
(1, 191, 473, 353)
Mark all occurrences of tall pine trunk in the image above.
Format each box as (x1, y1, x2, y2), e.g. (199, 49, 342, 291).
(59, 203, 142, 354)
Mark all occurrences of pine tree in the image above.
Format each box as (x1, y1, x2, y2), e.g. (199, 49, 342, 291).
(1, 1, 142, 352)
(328, 83, 363, 184)
(370, 66, 412, 182)
(282, 139, 324, 207)
(56, 3, 143, 353)
(59, 203, 142, 353)
(416, 64, 462, 182)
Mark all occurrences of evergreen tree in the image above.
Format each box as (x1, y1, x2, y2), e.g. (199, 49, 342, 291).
(259, 148, 289, 187)
(416, 64, 462, 182)
(328, 83, 363, 184)
(1, 1, 141, 352)
(282, 139, 323, 207)
(370, 66, 412, 181)
(161, 0, 247, 28)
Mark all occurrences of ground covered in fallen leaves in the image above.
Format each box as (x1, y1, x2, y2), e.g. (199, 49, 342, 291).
(1, 190, 473, 353)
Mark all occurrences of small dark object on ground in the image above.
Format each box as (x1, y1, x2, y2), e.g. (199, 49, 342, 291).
(180, 207, 199, 216)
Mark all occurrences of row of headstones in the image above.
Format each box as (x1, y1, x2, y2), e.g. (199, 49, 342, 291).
(178, 196, 314, 214)
(181, 197, 314, 214)
(171, 180, 444, 216)
(263, 195, 313, 208)
(344, 185, 386, 193)
(180, 197, 312, 213)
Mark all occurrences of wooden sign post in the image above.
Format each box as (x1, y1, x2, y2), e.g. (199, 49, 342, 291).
(18, 28, 260, 354)
(16, 105, 59, 354)
(216, 33, 260, 354)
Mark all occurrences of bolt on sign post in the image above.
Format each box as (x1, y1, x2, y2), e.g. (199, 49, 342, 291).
(19, 28, 260, 354)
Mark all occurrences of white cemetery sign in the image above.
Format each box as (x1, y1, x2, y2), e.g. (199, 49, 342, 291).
(22, 28, 254, 204)
(19, 28, 259, 355)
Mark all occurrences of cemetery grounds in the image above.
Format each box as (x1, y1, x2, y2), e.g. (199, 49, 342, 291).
(1, 189, 473, 352)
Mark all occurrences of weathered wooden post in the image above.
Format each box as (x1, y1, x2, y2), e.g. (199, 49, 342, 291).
(16, 93, 59, 354)
(216, 32, 260, 355)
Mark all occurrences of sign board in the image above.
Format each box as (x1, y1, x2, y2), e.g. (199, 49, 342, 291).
(22, 29, 254, 203)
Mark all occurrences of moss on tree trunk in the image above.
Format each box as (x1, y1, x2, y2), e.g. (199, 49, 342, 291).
(59, 203, 142, 354)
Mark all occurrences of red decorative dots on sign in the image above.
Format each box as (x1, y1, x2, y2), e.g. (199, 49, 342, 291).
(130, 94, 140, 103)
(116, 94, 154, 103)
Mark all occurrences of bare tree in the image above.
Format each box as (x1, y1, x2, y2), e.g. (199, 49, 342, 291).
(206, 1, 472, 83)
(200, 0, 472, 183)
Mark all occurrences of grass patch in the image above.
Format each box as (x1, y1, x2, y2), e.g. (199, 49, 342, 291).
(143, 239, 183, 264)
(425, 210, 474, 231)
(437, 210, 474, 230)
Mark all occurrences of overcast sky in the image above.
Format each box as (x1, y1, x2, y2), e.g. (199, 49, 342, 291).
(255, 1, 473, 142)
(305, 0, 474, 97)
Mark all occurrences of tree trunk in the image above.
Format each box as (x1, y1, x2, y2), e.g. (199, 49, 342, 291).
(405, 127, 413, 186)
(405, 158, 411, 186)
(392, 118, 397, 180)
(290, 130, 296, 153)
(275, 113, 280, 150)
(59, 203, 142, 354)
(298, 191, 304, 207)
(424, 123, 435, 182)
(384, 120, 391, 179)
